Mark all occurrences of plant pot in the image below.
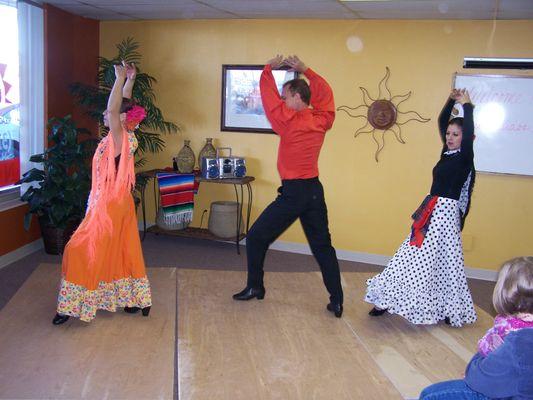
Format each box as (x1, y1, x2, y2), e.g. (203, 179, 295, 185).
(39, 217, 80, 255)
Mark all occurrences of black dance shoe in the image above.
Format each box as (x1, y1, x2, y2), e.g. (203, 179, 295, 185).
(368, 307, 388, 316)
(444, 317, 451, 325)
(52, 313, 70, 325)
(326, 302, 343, 318)
(124, 306, 151, 316)
(232, 286, 265, 301)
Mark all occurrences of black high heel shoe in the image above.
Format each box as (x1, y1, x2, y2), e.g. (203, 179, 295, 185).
(52, 313, 70, 325)
(141, 306, 151, 317)
(368, 307, 388, 316)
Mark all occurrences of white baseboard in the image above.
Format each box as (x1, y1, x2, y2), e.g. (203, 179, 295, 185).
(269, 240, 391, 266)
(0, 239, 43, 270)
(269, 240, 498, 282)
(463, 267, 498, 282)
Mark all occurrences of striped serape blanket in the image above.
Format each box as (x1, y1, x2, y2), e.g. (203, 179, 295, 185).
(156, 172, 196, 226)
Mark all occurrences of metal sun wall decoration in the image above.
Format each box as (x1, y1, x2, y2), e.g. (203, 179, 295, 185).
(337, 67, 431, 162)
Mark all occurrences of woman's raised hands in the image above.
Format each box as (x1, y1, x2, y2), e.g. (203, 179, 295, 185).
(124, 61, 137, 80)
(451, 88, 472, 105)
(114, 63, 126, 80)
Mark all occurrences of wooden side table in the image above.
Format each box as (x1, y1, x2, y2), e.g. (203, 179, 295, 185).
(137, 169, 254, 254)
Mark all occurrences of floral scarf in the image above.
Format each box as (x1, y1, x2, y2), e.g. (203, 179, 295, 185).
(478, 314, 533, 356)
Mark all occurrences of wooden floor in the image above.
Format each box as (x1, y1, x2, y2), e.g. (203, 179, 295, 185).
(178, 270, 493, 400)
(341, 272, 493, 399)
(0, 266, 493, 400)
(0, 264, 176, 400)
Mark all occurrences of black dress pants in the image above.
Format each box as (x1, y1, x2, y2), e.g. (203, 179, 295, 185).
(245, 177, 343, 305)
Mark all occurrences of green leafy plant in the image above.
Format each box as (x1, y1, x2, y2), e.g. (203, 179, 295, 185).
(19, 115, 97, 230)
(69, 37, 179, 168)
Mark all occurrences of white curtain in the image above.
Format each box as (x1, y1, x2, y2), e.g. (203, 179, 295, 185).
(18, 0, 44, 194)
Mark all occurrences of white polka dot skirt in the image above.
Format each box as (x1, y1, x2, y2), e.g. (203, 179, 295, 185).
(365, 196, 477, 327)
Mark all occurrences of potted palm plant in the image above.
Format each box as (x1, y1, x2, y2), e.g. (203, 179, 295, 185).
(70, 37, 178, 172)
(19, 115, 97, 254)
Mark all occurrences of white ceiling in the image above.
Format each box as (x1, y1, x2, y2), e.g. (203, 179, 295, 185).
(40, 0, 533, 21)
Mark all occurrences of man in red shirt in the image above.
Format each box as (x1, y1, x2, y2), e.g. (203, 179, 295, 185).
(233, 55, 344, 318)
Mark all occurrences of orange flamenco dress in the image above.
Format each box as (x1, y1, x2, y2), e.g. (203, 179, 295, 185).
(56, 128, 152, 322)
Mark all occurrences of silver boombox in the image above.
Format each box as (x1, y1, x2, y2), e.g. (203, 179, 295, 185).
(201, 147, 246, 180)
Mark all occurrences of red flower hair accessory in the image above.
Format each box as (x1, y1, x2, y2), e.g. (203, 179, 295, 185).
(125, 105, 146, 131)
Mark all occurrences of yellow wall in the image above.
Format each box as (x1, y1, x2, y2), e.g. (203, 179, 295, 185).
(101, 20, 533, 271)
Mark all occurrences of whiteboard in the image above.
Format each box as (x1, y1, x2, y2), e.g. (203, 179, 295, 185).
(454, 74, 533, 176)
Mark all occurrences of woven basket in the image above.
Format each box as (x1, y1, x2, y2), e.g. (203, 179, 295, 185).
(156, 207, 190, 231)
(208, 201, 243, 239)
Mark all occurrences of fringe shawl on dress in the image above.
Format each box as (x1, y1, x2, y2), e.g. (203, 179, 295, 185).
(67, 129, 136, 265)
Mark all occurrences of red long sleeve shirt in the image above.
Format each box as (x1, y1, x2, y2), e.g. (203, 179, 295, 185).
(260, 65, 335, 180)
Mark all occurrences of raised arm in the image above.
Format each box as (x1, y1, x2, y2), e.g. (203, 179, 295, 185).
(122, 61, 136, 100)
(259, 55, 295, 134)
(457, 89, 474, 160)
(285, 55, 335, 130)
(107, 64, 127, 153)
(438, 90, 458, 143)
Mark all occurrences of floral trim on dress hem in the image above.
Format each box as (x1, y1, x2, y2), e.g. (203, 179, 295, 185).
(56, 276, 152, 322)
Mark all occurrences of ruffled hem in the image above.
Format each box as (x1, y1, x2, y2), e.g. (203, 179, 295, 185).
(56, 276, 152, 322)
(365, 275, 477, 328)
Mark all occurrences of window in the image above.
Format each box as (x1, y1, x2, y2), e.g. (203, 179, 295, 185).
(0, 0, 44, 211)
(0, 3, 20, 194)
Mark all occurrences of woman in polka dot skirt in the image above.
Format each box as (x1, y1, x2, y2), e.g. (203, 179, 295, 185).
(365, 89, 477, 327)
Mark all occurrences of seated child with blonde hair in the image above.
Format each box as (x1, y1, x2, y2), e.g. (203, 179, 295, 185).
(419, 256, 533, 400)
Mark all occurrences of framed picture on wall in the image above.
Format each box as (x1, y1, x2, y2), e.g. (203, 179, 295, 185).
(220, 64, 298, 133)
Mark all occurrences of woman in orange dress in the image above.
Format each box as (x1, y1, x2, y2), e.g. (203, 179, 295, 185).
(52, 62, 152, 324)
